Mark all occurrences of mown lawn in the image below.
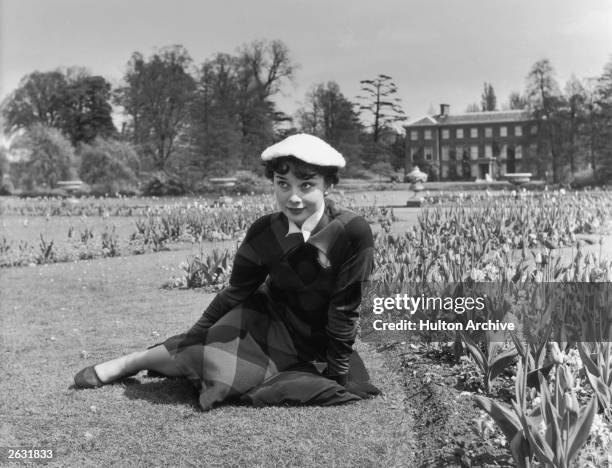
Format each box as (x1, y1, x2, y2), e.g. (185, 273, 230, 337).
(1, 249, 415, 467)
(4, 189, 612, 466)
(0, 215, 138, 246)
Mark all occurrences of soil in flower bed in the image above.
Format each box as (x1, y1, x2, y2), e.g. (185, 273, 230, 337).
(383, 343, 514, 467)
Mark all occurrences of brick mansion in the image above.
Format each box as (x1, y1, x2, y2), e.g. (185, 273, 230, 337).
(404, 104, 537, 181)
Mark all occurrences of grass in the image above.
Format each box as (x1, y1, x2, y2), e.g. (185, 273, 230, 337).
(1, 248, 415, 467)
(0, 215, 137, 247)
(4, 189, 612, 466)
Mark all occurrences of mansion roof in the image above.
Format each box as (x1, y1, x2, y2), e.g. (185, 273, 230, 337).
(406, 110, 531, 127)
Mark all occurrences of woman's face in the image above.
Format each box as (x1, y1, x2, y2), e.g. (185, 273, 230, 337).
(273, 169, 326, 228)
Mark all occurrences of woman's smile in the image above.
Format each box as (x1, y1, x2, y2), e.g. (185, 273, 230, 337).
(273, 171, 327, 228)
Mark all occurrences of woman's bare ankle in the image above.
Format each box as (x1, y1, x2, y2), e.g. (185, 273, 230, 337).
(93, 357, 134, 383)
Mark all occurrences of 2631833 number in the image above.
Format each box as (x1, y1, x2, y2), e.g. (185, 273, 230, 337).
(1, 447, 54, 463)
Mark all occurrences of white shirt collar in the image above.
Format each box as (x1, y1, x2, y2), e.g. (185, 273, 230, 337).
(286, 202, 325, 242)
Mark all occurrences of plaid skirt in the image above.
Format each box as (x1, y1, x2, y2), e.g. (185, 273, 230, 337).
(162, 289, 331, 410)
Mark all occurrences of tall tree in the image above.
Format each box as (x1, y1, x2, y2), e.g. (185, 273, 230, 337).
(582, 77, 600, 174)
(115, 45, 197, 171)
(481, 82, 497, 111)
(507, 91, 528, 110)
(465, 102, 481, 113)
(1, 69, 116, 145)
(296, 81, 363, 169)
(237, 39, 295, 101)
(356, 74, 406, 142)
(594, 57, 612, 180)
(525, 59, 564, 182)
(562, 76, 588, 173)
(62, 75, 117, 145)
(235, 39, 297, 169)
(1, 71, 67, 132)
(297, 82, 360, 143)
(187, 40, 297, 177)
(189, 53, 243, 176)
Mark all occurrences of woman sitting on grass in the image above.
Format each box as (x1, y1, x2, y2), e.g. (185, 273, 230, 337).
(74, 134, 380, 410)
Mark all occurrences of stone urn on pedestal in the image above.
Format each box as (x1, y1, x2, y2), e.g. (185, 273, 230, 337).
(406, 166, 428, 206)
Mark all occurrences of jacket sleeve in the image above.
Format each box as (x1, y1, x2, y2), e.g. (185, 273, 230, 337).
(325, 216, 374, 382)
(186, 219, 268, 336)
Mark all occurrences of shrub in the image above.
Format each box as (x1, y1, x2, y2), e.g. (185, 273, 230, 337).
(79, 137, 140, 195)
(141, 171, 186, 196)
(0, 176, 14, 195)
(370, 161, 394, 181)
(0, 146, 9, 179)
(571, 166, 596, 189)
(10, 124, 77, 190)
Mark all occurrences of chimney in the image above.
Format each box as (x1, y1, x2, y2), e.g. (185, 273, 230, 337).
(440, 103, 450, 117)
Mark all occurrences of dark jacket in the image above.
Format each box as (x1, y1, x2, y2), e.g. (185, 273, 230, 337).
(188, 200, 374, 379)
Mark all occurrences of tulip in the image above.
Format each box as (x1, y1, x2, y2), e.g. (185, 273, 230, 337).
(550, 342, 564, 365)
(534, 252, 542, 264)
(563, 392, 579, 415)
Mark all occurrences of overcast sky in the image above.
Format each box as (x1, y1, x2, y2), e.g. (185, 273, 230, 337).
(1, 0, 611, 125)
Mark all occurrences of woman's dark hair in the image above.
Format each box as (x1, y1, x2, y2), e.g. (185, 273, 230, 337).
(264, 156, 339, 186)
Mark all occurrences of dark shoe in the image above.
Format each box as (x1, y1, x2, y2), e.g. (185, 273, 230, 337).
(74, 366, 104, 389)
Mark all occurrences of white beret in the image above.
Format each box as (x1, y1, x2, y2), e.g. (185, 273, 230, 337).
(261, 134, 346, 168)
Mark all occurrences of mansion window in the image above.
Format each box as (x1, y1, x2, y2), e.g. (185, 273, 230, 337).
(424, 146, 433, 160)
(456, 128, 464, 139)
(410, 147, 418, 161)
(500, 144, 507, 158)
(470, 128, 478, 138)
(485, 127, 493, 138)
(492, 142, 501, 157)
(515, 145, 523, 159)
(424, 130, 432, 140)
(515, 125, 523, 136)
(485, 144, 493, 158)
(500, 126, 507, 137)
(410, 130, 418, 141)
(441, 146, 450, 161)
(442, 129, 450, 139)
(470, 145, 479, 160)
(456, 145, 464, 160)
(531, 125, 537, 135)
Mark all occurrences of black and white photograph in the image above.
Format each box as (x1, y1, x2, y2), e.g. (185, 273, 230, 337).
(1, 0, 612, 466)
